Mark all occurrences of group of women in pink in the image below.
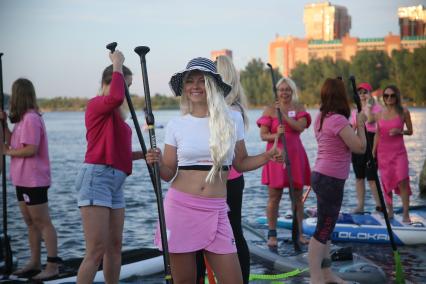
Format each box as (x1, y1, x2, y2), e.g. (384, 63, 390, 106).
(2, 47, 413, 284)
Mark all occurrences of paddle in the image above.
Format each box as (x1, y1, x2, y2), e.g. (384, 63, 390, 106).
(302, 187, 311, 203)
(105, 42, 155, 186)
(266, 63, 301, 252)
(349, 75, 405, 284)
(133, 45, 172, 283)
(0, 52, 13, 276)
(106, 43, 171, 283)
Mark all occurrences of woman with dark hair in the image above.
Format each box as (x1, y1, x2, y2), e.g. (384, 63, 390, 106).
(75, 50, 144, 283)
(373, 85, 413, 223)
(1, 78, 60, 280)
(308, 78, 366, 284)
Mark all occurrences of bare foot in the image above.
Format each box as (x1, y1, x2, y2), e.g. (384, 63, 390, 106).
(13, 263, 41, 277)
(32, 265, 59, 281)
(299, 235, 310, 245)
(267, 236, 278, 247)
(324, 273, 347, 284)
(351, 207, 364, 214)
(402, 216, 411, 224)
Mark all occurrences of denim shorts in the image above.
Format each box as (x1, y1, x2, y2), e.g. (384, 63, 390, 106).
(75, 163, 127, 209)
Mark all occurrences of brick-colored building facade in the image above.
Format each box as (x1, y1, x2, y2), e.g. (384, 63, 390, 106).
(269, 2, 426, 77)
(210, 49, 233, 61)
(269, 34, 426, 77)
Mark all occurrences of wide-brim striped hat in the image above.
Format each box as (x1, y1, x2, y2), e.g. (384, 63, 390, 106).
(169, 57, 232, 97)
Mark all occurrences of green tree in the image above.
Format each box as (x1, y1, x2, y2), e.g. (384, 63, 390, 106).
(291, 57, 349, 105)
(240, 58, 281, 106)
(350, 50, 391, 90)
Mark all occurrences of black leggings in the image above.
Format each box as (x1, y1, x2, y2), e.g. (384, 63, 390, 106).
(195, 175, 250, 284)
(227, 175, 250, 284)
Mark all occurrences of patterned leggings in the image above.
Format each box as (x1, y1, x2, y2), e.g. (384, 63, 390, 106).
(311, 171, 346, 244)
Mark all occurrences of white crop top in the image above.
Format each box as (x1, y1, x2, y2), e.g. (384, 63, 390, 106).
(164, 109, 245, 166)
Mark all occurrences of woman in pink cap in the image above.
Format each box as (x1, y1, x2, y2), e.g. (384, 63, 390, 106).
(146, 57, 279, 284)
(350, 82, 382, 213)
(373, 85, 413, 223)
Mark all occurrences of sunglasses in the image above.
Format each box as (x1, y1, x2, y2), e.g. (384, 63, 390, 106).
(358, 90, 369, 95)
(278, 88, 293, 93)
(383, 93, 396, 99)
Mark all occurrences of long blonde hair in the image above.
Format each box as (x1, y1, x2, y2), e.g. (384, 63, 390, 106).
(215, 55, 249, 129)
(180, 73, 236, 183)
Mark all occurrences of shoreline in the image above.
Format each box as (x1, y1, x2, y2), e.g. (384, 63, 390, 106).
(39, 104, 426, 112)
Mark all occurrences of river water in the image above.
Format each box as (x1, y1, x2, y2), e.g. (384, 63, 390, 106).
(1, 108, 426, 283)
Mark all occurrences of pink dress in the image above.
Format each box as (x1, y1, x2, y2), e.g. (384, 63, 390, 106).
(257, 111, 311, 189)
(377, 116, 411, 204)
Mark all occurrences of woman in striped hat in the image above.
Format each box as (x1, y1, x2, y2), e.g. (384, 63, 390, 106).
(146, 57, 279, 284)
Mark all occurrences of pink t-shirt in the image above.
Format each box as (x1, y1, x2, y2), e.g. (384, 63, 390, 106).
(10, 110, 51, 187)
(350, 104, 382, 133)
(313, 113, 351, 180)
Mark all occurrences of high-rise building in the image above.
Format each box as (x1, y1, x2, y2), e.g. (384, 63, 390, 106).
(398, 5, 426, 36)
(303, 1, 351, 41)
(210, 49, 233, 61)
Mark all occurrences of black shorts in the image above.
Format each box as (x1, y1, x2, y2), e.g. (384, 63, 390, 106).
(351, 131, 376, 181)
(16, 186, 49, 205)
(311, 172, 345, 244)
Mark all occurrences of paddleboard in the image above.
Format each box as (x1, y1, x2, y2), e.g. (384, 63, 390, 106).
(257, 206, 426, 245)
(0, 247, 164, 283)
(243, 222, 387, 283)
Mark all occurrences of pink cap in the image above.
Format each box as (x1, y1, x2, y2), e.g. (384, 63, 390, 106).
(357, 82, 372, 92)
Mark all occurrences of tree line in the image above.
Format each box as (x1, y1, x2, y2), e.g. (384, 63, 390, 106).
(9, 46, 424, 111)
(34, 94, 179, 112)
(241, 46, 426, 107)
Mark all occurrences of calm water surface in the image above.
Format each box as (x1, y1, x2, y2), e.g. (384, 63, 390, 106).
(2, 108, 426, 283)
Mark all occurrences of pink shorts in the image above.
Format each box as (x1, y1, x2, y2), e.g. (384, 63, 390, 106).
(154, 188, 236, 254)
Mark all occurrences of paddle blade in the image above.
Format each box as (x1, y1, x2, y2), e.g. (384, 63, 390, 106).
(393, 251, 405, 284)
(0, 235, 13, 274)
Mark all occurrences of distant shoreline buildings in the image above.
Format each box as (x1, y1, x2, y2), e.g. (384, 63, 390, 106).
(211, 2, 426, 77)
(269, 2, 426, 76)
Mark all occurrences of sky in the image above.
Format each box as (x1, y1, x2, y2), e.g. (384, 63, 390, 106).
(0, 0, 425, 98)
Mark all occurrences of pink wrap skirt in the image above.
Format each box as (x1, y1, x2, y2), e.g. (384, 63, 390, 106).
(154, 187, 237, 254)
